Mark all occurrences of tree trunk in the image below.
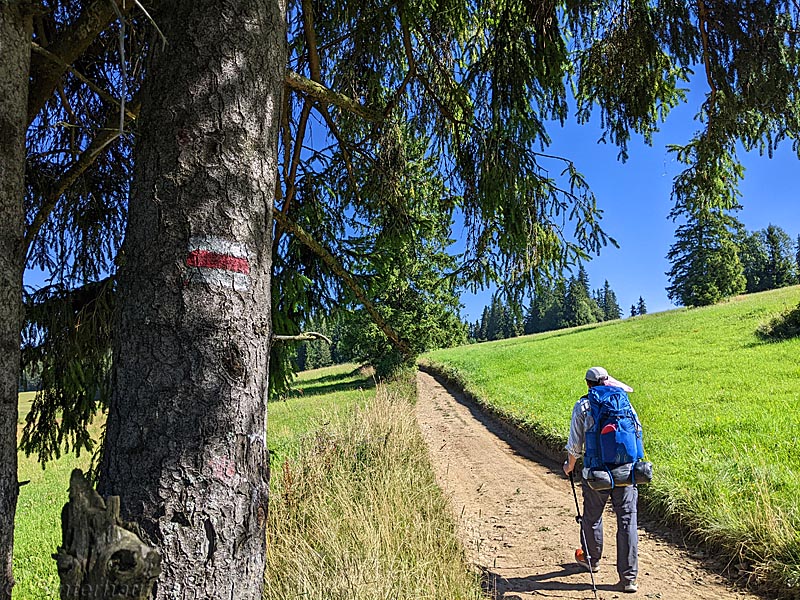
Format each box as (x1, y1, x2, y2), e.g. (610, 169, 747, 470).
(98, 1, 286, 598)
(0, 3, 32, 598)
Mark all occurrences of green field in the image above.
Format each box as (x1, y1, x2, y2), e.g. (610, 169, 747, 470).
(12, 365, 376, 599)
(423, 285, 800, 594)
(14, 392, 95, 599)
(268, 363, 378, 465)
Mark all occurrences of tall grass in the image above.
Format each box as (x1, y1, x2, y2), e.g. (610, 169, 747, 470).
(423, 286, 800, 597)
(265, 376, 484, 600)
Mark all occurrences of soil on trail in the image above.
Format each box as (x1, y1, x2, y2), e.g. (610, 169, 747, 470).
(415, 370, 760, 600)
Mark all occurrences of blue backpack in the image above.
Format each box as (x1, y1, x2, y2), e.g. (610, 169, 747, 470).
(583, 385, 644, 470)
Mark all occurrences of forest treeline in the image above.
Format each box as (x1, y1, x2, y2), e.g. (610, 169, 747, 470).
(668, 215, 799, 307)
(468, 266, 645, 343)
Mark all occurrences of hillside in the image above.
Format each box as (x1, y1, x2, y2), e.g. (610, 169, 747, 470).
(423, 285, 800, 596)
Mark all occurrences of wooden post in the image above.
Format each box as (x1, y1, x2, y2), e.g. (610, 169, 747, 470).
(53, 469, 161, 599)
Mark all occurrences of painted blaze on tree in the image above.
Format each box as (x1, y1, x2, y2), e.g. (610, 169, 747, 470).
(98, 1, 285, 598)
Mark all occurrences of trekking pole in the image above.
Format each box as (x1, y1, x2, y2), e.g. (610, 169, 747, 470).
(569, 471, 599, 600)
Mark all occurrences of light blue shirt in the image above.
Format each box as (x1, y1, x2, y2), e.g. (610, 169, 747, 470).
(566, 396, 593, 459)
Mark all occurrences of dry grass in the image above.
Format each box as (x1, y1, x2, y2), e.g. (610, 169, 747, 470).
(264, 377, 484, 600)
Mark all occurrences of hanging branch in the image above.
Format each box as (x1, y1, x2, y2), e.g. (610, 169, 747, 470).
(24, 99, 140, 256)
(27, 0, 133, 124)
(272, 207, 412, 357)
(30, 43, 137, 121)
(284, 71, 383, 122)
(697, 0, 718, 137)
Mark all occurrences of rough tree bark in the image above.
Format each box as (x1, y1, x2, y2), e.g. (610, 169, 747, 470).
(0, 2, 32, 598)
(98, 1, 286, 598)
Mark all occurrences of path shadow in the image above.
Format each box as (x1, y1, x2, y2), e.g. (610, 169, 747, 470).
(483, 564, 618, 598)
(275, 367, 376, 401)
(286, 377, 376, 398)
(423, 368, 563, 471)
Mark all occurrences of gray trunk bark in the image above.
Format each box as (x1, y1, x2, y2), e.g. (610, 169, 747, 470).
(98, 1, 285, 598)
(0, 3, 31, 598)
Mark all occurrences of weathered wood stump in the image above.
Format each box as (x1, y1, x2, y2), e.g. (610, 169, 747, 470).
(53, 469, 161, 600)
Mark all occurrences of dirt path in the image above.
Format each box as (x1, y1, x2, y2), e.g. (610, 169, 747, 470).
(415, 370, 759, 600)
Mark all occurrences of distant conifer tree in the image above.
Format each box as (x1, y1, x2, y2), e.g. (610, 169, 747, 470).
(603, 281, 623, 320)
(666, 206, 746, 306)
(762, 224, 797, 289)
(796, 235, 800, 278)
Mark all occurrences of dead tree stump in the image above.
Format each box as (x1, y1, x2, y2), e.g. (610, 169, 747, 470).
(53, 469, 161, 599)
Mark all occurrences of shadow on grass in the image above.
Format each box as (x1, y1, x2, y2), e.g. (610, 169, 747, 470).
(290, 377, 376, 398)
(279, 366, 376, 400)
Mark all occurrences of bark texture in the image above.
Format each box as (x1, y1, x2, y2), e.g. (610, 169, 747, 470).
(98, 1, 286, 598)
(0, 2, 32, 598)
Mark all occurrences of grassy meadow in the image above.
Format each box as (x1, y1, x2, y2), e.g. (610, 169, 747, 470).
(423, 285, 800, 595)
(14, 364, 483, 599)
(14, 392, 95, 599)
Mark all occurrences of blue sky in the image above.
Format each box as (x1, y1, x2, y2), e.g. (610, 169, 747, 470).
(459, 86, 799, 322)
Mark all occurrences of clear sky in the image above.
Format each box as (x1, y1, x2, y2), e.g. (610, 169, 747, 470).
(459, 84, 799, 322)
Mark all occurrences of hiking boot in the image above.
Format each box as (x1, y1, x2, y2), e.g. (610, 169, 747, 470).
(621, 580, 638, 593)
(574, 548, 599, 573)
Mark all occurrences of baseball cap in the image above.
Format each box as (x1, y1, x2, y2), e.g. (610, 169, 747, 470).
(585, 366, 634, 392)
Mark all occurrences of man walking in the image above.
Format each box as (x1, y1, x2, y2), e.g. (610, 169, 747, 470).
(563, 366, 641, 594)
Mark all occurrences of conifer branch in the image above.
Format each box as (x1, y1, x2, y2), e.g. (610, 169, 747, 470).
(272, 331, 332, 344)
(697, 0, 718, 137)
(271, 207, 412, 357)
(27, 0, 133, 124)
(284, 71, 383, 122)
(24, 100, 140, 256)
(30, 42, 137, 121)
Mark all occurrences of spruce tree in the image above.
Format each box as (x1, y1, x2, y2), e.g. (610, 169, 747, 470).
(762, 224, 797, 289)
(526, 283, 562, 334)
(603, 280, 623, 320)
(578, 265, 592, 297)
(593, 288, 606, 318)
(478, 306, 490, 341)
(0, 5, 30, 594)
(796, 234, 800, 278)
(540, 280, 567, 332)
(666, 206, 746, 307)
(563, 276, 597, 327)
(637, 296, 647, 315)
(486, 297, 502, 341)
(630, 305, 638, 317)
(738, 230, 769, 293)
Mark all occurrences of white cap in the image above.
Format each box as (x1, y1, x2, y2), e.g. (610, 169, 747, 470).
(585, 366, 633, 392)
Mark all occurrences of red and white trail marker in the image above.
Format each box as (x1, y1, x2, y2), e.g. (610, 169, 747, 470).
(185, 237, 251, 292)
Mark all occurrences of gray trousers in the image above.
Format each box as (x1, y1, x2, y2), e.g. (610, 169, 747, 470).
(580, 479, 638, 583)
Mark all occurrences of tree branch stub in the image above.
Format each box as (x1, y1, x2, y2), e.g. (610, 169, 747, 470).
(53, 469, 161, 600)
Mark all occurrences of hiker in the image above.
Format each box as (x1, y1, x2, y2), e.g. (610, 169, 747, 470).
(562, 366, 641, 594)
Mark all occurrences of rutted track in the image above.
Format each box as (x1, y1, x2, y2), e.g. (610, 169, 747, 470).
(415, 370, 759, 600)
